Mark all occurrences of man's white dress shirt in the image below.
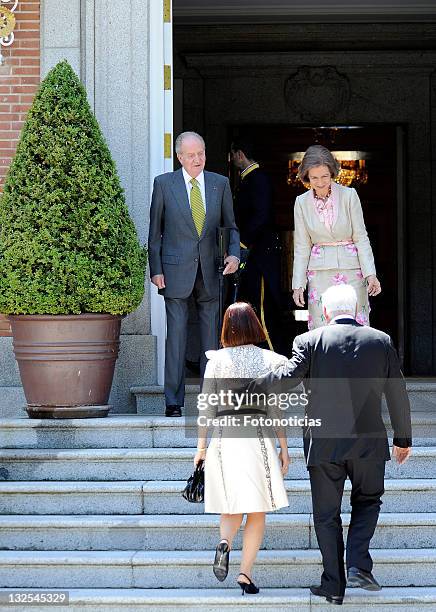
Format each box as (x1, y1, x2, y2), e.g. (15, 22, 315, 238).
(182, 168, 206, 211)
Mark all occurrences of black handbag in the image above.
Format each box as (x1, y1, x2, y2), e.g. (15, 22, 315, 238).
(181, 459, 205, 503)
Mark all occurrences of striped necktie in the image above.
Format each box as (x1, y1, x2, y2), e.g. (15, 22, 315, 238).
(189, 177, 206, 236)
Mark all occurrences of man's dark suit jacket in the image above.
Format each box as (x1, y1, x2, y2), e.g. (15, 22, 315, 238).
(148, 169, 240, 299)
(253, 318, 412, 467)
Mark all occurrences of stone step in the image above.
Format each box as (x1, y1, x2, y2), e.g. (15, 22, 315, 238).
(406, 380, 436, 412)
(132, 381, 436, 415)
(0, 415, 156, 450)
(1, 378, 434, 420)
(132, 384, 201, 415)
(0, 447, 434, 481)
(1, 412, 435, 449)
(1, 549, 435, 589)
(1, 479, 434, 515)
(0, 513, 435, 551)
(0, 587, 435, 611)
(142, 478, 436, 515)
(0, 388, 26, 419)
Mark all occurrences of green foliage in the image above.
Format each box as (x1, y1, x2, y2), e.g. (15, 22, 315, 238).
(0, 60, 146, 315)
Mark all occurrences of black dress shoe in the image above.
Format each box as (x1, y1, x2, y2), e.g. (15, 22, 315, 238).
(165, 405, 182, 417)
(213, 540, 230, 582)
(347, 567, 382, 591)
(310, 585, 344, 605)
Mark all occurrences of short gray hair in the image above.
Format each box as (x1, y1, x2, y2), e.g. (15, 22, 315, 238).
(321, 284, 357, 316)
(175, 131, 205, 155)
(298, 145, 340, 183)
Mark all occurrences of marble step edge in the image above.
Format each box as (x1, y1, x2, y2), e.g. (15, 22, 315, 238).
(0, 512, 435, 528)
(1, 548, 436, 566)
(132, 380, 436, 394)
(3, 379, 434, 396)
(404, 380, 436, 392)
(0, 411, 435, 429)
(0, 478, 434, 494)
(0, 447, 435, 459)
(0, 586, 435, 607)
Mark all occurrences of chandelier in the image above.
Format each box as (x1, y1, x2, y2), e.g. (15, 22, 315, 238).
(287, 150, 369, 188)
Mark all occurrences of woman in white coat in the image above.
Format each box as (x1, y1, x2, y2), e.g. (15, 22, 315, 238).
(194, 302, 290, 595)
(292, 145, 381, 329)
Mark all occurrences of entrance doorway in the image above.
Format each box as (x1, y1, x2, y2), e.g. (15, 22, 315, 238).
(171, 8, 433, 372)
(227, 124, 404, 354)
(183, 124, 404, 371)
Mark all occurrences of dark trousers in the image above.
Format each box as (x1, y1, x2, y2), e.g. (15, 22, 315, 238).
(237, 254, 285, 353)
(308, 458, 385, 596)
(164, 265, 219, 407)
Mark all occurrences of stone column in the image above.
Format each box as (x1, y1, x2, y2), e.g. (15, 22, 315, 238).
(91, 0, 158, 410)
(40, 0, 81, 77)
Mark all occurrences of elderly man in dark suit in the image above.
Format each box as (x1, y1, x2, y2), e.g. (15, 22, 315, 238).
(148, 132, 240, 417)
(250, 284, 412, 605)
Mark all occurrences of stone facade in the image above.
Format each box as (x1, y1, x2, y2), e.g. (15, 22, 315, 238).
(1, 6, 436, 421)
(0, 0, 40, 191)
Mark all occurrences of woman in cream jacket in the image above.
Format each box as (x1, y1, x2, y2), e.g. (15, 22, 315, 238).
(292, 145, 381, 329)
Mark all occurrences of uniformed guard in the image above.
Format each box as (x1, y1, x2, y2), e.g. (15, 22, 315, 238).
(230, 138, 285, 353)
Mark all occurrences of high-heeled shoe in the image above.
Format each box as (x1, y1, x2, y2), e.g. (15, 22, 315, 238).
(213, 540, 230, 582)
(237, 572, 260, 595)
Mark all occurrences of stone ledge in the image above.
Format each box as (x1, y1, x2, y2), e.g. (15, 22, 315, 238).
(0, 587, 434, 612)
(0, 447, 435, 481)
(1, 478, 435, 515)
(0, 550, 435, 590)
(0, 513, 435, 551)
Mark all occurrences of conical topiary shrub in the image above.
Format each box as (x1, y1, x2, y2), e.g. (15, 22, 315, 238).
(0, 60, 147, 418)
(0, 59, 146, 315)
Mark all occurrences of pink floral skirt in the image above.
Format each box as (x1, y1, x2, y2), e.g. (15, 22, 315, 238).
(306, 268, 370, 330)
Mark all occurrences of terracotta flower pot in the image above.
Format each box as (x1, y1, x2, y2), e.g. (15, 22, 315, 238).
(0, 314, 12, 337)
(9, 314, 121, 419)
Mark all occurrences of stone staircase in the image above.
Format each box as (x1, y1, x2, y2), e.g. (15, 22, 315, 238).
(0, 386, 436, 610)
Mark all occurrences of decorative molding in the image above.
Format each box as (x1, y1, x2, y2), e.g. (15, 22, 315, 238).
(150, 0, 173, 383)
(164, 64, 171, 89)
(173, 1, 436, 20)
(285, 66, 350, 120)
(0, 1, 18, 51)
(183, 51, 436, 77)
(174, 23, 436, 51)
(164, 133, 172, 158)
(163, 0, 171, 23)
